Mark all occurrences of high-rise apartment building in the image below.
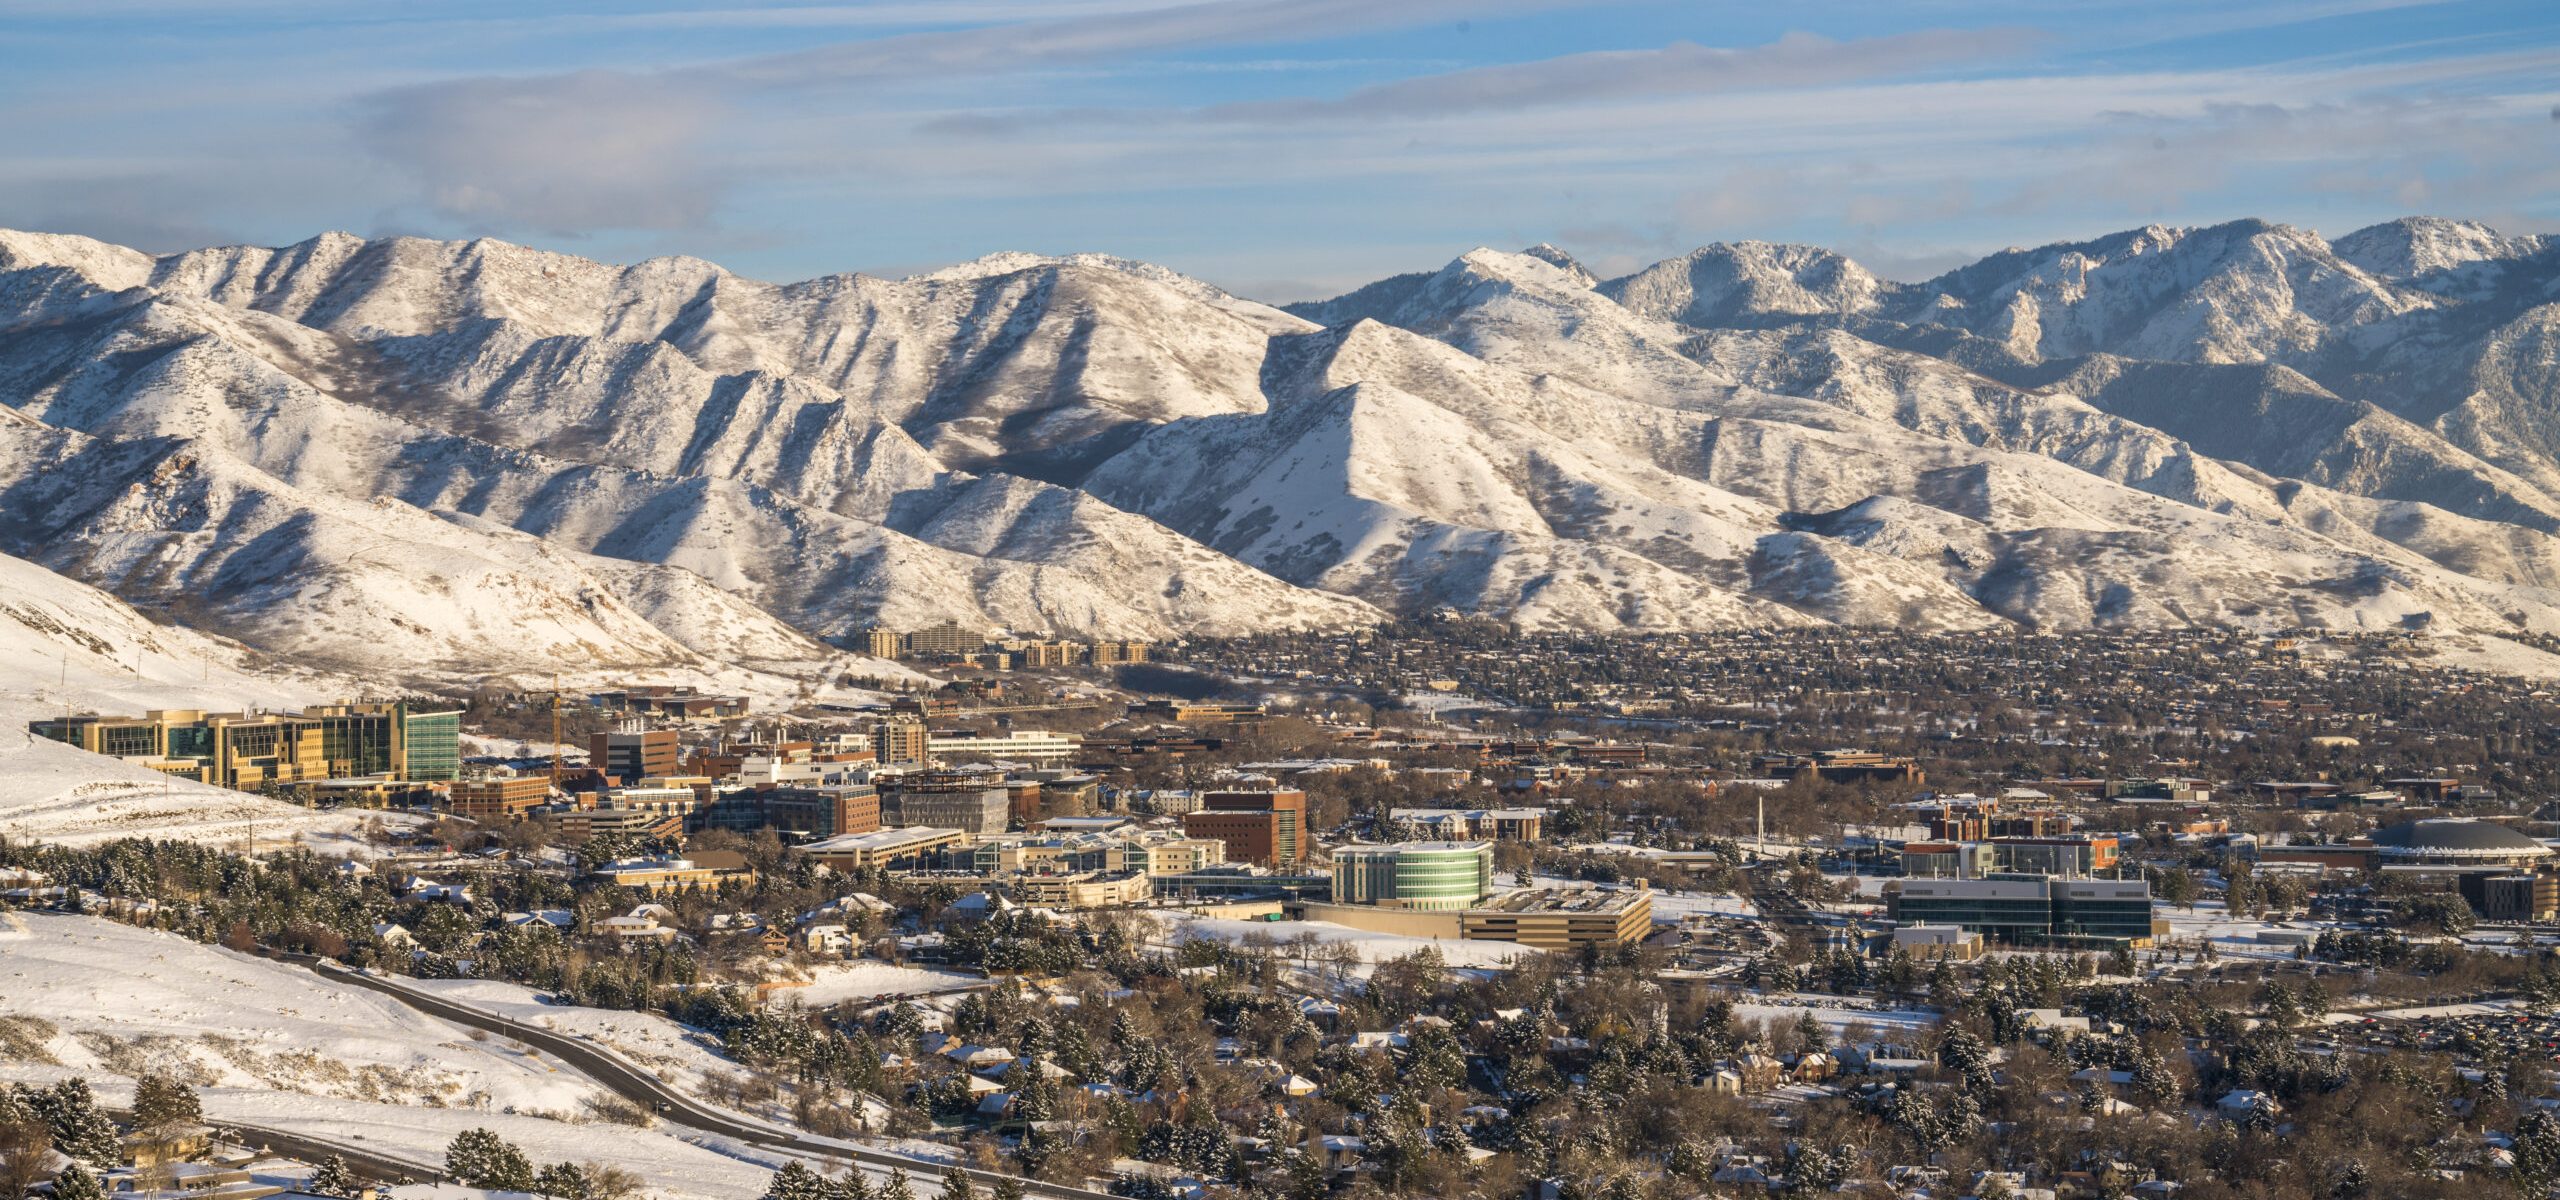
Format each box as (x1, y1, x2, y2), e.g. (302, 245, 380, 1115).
(874, 716, 929, 767)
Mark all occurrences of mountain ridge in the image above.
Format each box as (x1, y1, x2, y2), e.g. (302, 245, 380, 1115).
(7, 216, 2560, 682)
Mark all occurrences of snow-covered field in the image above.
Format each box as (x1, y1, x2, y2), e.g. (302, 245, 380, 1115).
(396, 978, 753, 1112)
(0, 913, 605, 1114)
(0, 914, 953, 1200)
(766, 961, 982, 1008)
(2156, 902, 2337, 961)
(1141, 911, 1539, 970)
(1731, 997, 1941, 1037)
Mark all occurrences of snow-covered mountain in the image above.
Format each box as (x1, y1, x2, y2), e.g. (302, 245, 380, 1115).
(6, 218, 2560, 683)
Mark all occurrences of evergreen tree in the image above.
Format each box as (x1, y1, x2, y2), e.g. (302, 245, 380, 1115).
(132, 1073, 201, 1131)
(989, 1177, 1025, 1200)
(828, 1169, 875, 1200)
(52, 1163, 106, 1200)
(445, 1128, 536, 1192)
(936, 1166, 977, 1200)
(28, 1080, 118, 1169)
(880, 1168, 915, 1200)
(764, 1162, 827, 1200)
(536, 1162, 595, 1200)
(308, 1155, 358, 1198)
(2516, 1110, 2560, 1196)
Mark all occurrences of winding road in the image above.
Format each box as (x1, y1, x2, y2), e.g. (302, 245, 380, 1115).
(247, 948, 1119, 1200)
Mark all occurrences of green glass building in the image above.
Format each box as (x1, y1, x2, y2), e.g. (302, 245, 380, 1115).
(401, 706, 462, 782)
(1330, 842, 1494, 911)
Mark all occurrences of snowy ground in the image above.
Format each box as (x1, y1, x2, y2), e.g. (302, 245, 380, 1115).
(0, 912, 607, 1116)
(457, 734, 584, 763)
(1140, 911, 1539, 970)
(1730, 996, 1942, 1038)
(764, 961, 982, 1008)
(2155, 902, 2339, 962)
(0, 915, 961, 1200)
(397, 978, 757, 1115)
(0, 690, 410, 856)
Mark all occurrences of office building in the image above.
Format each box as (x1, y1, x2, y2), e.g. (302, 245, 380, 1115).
(759, 785, 883, 839)
(1330, 842, 1495, 911)
(2462, 872, 2560, 923)
(448, 775, 552, 821)
(1182, 788, 1307, 866)
(926, 729, 1081, 768)
(1900, 841, 1996, 879)
(1996, 836, 2121, 876)
(548, 805, 686, 845)
(1886, 876, 2163, 947)
(591, 730, 681, 784)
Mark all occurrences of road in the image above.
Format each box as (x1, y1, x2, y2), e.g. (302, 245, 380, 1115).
(105, 1106, 433, 1187)
(250, 948, 1118, 1200)
(223, 1120, 439, 1184)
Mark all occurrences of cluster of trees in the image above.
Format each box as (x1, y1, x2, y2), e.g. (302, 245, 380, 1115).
(0, 1074, 208, 1200)
(442, 1128, 641, 1200)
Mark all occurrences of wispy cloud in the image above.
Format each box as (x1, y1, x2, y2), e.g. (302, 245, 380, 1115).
(356, 71, 730, 235)
(345, 0, 1575, 232)
(1204, 28, 2044, 121)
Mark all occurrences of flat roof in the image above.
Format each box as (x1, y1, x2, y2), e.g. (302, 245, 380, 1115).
(1468, 887, 1648, 916)
(804, 826, 965, 852)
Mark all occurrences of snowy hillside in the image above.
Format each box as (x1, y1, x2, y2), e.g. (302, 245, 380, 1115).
(0, 913, 812, 1200)
(6, 218, 2560, 677)
(0, 548, 403, 851)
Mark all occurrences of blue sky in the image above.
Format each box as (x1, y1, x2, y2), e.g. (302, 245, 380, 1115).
(3, 0, 2555, 299)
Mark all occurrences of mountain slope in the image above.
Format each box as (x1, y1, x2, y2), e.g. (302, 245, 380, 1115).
(6, 219, 2560, 676)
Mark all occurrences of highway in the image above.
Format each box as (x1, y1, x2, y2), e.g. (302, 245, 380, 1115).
(250, 948, 1119, 1200)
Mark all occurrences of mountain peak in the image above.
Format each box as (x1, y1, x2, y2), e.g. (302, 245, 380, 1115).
(2331, 216, 2543, 282)
(1517, 243, 1596, 287)
(1599, 240, 1884, 326)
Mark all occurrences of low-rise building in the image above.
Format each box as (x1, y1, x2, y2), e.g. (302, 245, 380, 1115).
(1889, 924, 1986, 961)
(449, 775, 552, 821)
(1388, 807, 1550, 842)
(1010, 871, 1154, 909)
(804, 826, 968, 871)
(1459, 885, 1652, 950)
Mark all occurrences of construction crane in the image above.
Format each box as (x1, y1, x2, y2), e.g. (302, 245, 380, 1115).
(550, 673, 564, 787)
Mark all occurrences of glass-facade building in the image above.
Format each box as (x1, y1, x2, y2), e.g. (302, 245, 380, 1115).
(1331, 842, 1495, 911)
(1888, 875, 2161, 946)
(401, 708, 462, 782)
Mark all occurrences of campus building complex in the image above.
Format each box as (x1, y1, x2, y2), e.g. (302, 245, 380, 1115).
(30, 702, 461, 794)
